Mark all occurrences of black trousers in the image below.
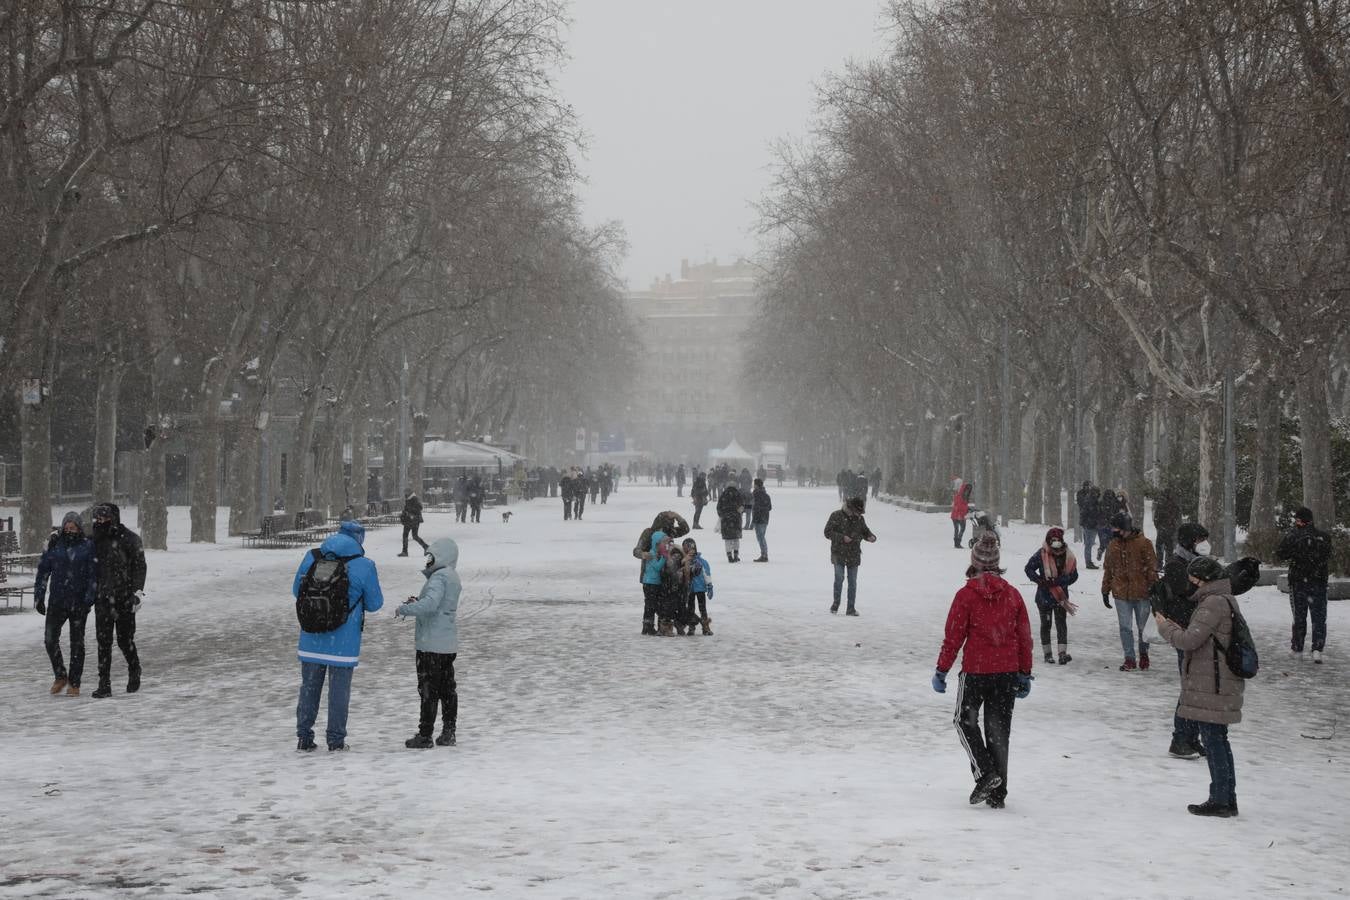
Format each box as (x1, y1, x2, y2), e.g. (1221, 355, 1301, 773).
(642, 583, 661, 633)
(45, 606, 90, 686)
(469, 502, 482, 523)
(95, 601, 140, 687)
(954, 672, 1018, 801)
(402, 523, 427, 553)
(416, 651, 458, 737)
(1038, 605, 1068, 646)
(685, 591, 708, 625)
(563, 496, 573, 520)
(574, 495, 586, 519)
(692, 503, 705, 527)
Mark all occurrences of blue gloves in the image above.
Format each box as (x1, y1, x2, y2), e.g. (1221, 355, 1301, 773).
(932, 670, 947, 693)
(1014, 673, 1033, 699)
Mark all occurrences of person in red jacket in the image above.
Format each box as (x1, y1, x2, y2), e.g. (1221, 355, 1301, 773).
(932, 533, 1034, 808)
(950, 479, 972, 548)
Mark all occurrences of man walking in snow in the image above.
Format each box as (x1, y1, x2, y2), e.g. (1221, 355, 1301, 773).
(292, 520, 385, 751)
(1101, 513, 1158, 671)
(399, 491, 427, 557)
(1276, 506, 1333, 662)
(751, 478, 772, 562)
(90, 503, 146, 698)
(823, 496, 876, 615)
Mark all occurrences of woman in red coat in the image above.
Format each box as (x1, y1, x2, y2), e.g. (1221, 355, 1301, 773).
(950, 480, 973, 548)
(932, 533, 1034, 808)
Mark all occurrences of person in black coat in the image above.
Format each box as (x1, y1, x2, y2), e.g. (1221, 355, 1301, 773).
(399, 491, 427, 556)
(35, 512, 98, 695)
(1276, 506, 1333, 661)
(1076, 482, 1101, 568)
(823, 497, 877, 615)
(90, 503, 146, 698)
(751, 478, 773, 562)
(716, 484, 744, 563)
(1095, 489, 1120, 562)
(467, 477, 484, 523)
(690, 471, 709, 529)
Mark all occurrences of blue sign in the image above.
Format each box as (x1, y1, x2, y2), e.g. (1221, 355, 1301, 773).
(598, 432, 625, 453)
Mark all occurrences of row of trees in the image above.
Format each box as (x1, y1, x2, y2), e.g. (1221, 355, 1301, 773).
(1, 0, 635, 552)
(749, 0, 1350, 555)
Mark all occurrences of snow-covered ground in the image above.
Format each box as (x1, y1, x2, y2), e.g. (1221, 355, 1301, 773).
(1, 486, 1346, 899)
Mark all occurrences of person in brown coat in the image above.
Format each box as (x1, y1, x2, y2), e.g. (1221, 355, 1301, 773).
(1154, 556, 1245, 817)
(1101, 513, 1159, 670)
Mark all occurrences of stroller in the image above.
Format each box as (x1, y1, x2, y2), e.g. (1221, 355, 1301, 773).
(967, 510, 1000, 548)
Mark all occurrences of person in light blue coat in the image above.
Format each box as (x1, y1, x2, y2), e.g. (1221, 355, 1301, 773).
(291, 520, 384, 752)
(395, 537, 460, 748)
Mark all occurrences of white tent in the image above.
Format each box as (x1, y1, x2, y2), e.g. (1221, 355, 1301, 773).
(708, 438, 756, 469)
(369, 440, 500, 470)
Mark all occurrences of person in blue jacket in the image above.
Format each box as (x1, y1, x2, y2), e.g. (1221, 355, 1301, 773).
(394, 537, 461, 748)
(291, 520, 384, 751)
(642, 531, 671, 634)
(35, 512, 98, 696)
(681, 537, 713, 635)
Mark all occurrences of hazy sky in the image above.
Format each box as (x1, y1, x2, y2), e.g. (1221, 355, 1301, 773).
(557, 1, 889, 289)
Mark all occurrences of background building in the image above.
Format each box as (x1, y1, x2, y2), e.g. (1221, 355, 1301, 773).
(624, 258, 764, 461)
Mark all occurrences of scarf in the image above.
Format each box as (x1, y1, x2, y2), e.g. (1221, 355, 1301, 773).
(1040, 544, 1079, 615)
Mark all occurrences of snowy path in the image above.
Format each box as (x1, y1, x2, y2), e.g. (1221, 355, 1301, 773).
(1, 487, 1347, 898)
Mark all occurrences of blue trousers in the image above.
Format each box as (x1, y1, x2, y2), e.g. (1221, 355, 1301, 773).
(297, 662, 354, 749)
(832, 564, 858, 611)
(1290, 584, 1328, 652)
(754, 523, 768, 558)
(1082, 527, 1097, 561)
(1193, 720, 1237, 806)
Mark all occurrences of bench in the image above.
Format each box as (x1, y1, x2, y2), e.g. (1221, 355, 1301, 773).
(241, 513, 292, 548)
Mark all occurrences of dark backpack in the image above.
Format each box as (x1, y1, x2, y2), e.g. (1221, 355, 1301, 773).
(1214, 596, 1259, 680)
(296, 550, 358, 633)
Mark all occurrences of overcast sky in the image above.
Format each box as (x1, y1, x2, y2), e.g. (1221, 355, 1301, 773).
(556, 1, 889, 289)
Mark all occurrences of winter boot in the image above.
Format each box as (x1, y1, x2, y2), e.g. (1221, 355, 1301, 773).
(1168, 738, 1201, 760)
(297, 738, 317, 752)
(1119, 658, 1137, 672)
(1043, 646, 1055, 665)
(733, 549, 740, 562)
(727, 551, 735, 563)
(969, 772, 1004, 805)
(830, 602, 840, 614)
(127, 668, 141, 694)
(435, 729, 456, 747)
(1139, 648, 1150, 671)
(66, 685, 79, 697)
(397, 551, 409, 557)
(641, 624, 657, 636)
(753, 555, 768, 562)
(1312, 649, 1324, 664)
(701, 616, 713, 636)
(1058, 645, 1072, 665)
(92, 683, 113, 698)
(49, 677, 68, 695)
(658, 620, 675, 637)
(985, 797, 1006, 809)
(845, 608, 860, 617)
(405, 733, 435, 749)
(1085, 560, 1099, 570)
(1187, 800, 1239, 818)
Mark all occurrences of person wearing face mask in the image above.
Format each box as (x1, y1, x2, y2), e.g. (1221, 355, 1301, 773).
(34, 512, 98, 696)
(1024, 527, 1079, 664)
(1101, 512, 1158, 671)
(89, 502, 146, 698)
(1276, 506, 1333, 663)
(394, 538, 460, 748)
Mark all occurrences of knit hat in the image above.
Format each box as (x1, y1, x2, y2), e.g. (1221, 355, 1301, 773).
(1293, 506, 1315, 525)
(60, 511, 84, 532)
(846, 496, 865, 513)
(970, 533, 1001, 572)
(1045, 527, 1065, 544)
(1177, 522, 1209, 550)
(1110, 512, 1133, 532)
(1187, 556, 1226, 583)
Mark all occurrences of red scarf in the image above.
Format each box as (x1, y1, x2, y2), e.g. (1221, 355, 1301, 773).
(1040, 544, 1079, 613)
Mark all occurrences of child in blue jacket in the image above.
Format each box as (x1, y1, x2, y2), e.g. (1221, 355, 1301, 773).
(682, 538, 713, 635)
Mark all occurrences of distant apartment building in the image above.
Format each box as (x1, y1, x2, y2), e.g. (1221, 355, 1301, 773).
(624, 258, 762, 461)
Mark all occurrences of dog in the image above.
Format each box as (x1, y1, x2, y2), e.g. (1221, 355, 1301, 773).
(500, 511, 512, 524)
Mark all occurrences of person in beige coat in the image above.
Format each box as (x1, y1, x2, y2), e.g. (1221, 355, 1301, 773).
(1154, 557, 1245, 818)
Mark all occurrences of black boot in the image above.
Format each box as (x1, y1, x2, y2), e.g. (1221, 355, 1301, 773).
(127, 668, 141, 694)
(1043, 648, 1055, 664)
(733, 549, 740, 562)
(969, 772, 1003, 805)
(405, 733, 434, 749)
(1168, 738, 1200, 760)
(435, 729, 456, 746)
(92, 683, 112, 699)
(297, 738, 317, 752)
(1187, 800, 1238, 818)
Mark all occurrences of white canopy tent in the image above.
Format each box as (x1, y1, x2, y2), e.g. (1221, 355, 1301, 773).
(708, 438, 756, 469)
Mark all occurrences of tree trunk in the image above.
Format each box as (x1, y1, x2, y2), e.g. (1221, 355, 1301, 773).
(350, 404, 370, 512)
(929, 423, 952, 502)
(1043, 410, 1064, 526)
(1295, 355, 1336, 526)
(92, 365, 125, 503)
(1125, 395, 1148, 525)
(1197, 402, 1222, 542)
(409, 411, 430, 495)
(1093, 409, 1112, 488)
(285, 389, 324, 514)
(1248, 372, 1281, 532)
(380, 415, 399, 503)
(139, 434, 169, 551)
(1025, 415, 1045, 525)
(226, 424, 260, 536)
(189, 422, 221, 543)
(19, 400, 53, 554)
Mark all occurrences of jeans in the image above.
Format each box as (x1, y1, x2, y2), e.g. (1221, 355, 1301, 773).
(955, 672, 1017, 802)
(297, 662, 354, 749)
(415, 651, 457, 737)
(1290, 584, 1328, 652)
(1192, 720, 1237, 806)
(1172, 650, 1202, 746)
(953, 519, 966, 547)
(95, 601, 140, 687)
(832, 564, 858, 611)
(45, 607, 90, 687)
(1082, 527, 1097, 561)
(1115, 598, 1149, 659)
(754, 523, 768, 558)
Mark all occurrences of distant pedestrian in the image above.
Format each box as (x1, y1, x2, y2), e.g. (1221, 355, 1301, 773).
(1276, 506, 1332, 663)
(751, 478, 772, 562)
(467, 477, 484, 523)
(691, 470, 709, 529)
(399, 491, 427, 556)
(951, 480, 972, 549)
(90, 503, 145, 699)
(932, 533, 1033, 809)
(1096, 489, 1121, 560)
(34, 512, 97, 696)
(291, 520, 384, 751)
(717, 484, 744, 563)
(823, 496, 876, 615)
(1152, 485, 1181, 569)
(394, 537, 460, 748)
(1075, 482, 1101, 569)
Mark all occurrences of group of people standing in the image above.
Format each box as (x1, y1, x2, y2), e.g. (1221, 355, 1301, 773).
(632, 511, 715, 636)
(34, 503, 145, 699)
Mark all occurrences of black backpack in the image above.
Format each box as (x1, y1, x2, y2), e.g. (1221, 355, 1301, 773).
(1214, 596, 1259, 680)
(296, 550, 358, 633)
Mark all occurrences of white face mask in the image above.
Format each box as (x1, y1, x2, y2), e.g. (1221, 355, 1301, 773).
(1049, 540, 1064, 550)
(1194, 541, 1211, 557)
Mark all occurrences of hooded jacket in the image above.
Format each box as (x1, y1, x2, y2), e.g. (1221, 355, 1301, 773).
(1276, 519, 1332, 590)
(716, 487, 744, 539)
(951, 482, 970, 522)
(90, 502, 146, 603)
(642, 532, 668, 585)
(1156, 579, 1245, 725)
(394, 537, 460, 654)
(291, 520, 385, 667)
(936, 573, 1033, 675)
(633, 512, 691, 580)
(35, 513, 98, 613)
